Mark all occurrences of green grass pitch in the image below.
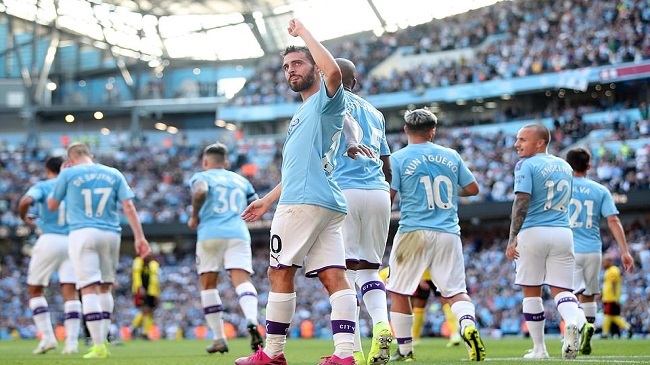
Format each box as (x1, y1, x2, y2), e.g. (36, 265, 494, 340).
(1, 337, 649, 365)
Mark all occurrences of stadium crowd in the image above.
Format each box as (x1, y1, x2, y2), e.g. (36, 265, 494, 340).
(230, 0, 650, 106)
(0, 106, 647, 226)
(1, 224, 648, 341)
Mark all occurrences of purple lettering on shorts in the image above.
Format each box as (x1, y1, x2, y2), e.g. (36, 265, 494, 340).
(557, 296, 578, 305)
(524, 312, 545, 322)
(331, 320, 355, 335)
(361, 281, 385, 296)
(102, 312, 111, 320)
(33, 306, 49, 315)
(65, 312, 80, 320)
(265, 320, 290, 335)
(84, 312, 103, 322)
(238, 292, 257, 299)
(396, 337, 413, 345)
(203, 305, 224, 315)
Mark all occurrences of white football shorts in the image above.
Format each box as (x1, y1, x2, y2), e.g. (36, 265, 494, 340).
(196, 237, 253, 274)
(342, 189, 390, 266)
(573, 252, 602, 296)
(269, 204, 346, 277)
(27, 233, 76, 287)
(68, 228, 120, 289)
(514, 226, 575, 290)
(386, 229, 467, 298)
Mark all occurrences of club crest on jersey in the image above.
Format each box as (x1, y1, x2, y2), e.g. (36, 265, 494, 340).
(287, 118, 300, 135)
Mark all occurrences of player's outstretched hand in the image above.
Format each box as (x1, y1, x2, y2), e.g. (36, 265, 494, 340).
(505, 237, 519, 260)
(22, 214, 37, 227)
(135, 238, 151, 259)
(621, 251, 635, 273)
(241, 199, 271, 222)
(347, 144, 375, 159)
(187, 216, 199, 230)
(287, 18, 305, 37)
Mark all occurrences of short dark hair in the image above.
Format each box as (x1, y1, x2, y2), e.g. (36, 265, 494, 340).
(204, 143, 228, 158)
(282, 45, 315, 65)
(404, 108, 437, 133)
(45, 156, 64, 174)
(566, 147, 591, 173)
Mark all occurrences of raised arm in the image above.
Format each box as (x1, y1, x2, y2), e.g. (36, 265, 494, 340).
(287, 18, 341, 96)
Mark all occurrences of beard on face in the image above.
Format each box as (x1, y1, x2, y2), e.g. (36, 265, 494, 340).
(288, 66, 317, 92)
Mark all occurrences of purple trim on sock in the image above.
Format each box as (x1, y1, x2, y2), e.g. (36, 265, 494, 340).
(265, 320, 290, 335)
(360, 281, 385, 295)
(33, 306, 49, 315)
(84, 312, 103, 322)
(102, 312, 111, 320)
(524, 312, 545, 322)
(459, 314, 475, 323)
(203, 305, 224, 314)
(586, 317, 596, 324)
(331, 320, 355, 335)
(65, 312, 81, 320)
(238, 292, 257, 299)
(557, 296, 578, 305)
(396, 337, 412, 345)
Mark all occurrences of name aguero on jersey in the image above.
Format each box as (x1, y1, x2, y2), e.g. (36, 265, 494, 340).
(72, 173, 117, 187)
(540, 164, 572, 178)
(405, 154, 459, 175)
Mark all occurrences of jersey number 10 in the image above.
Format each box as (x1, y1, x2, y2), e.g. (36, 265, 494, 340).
(419, 175, 453, 210)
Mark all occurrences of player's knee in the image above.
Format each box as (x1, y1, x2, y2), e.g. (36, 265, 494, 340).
(318, 268, 350, 293)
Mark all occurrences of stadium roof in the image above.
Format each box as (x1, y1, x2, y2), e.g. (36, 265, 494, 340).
(1, 0, 502, 62)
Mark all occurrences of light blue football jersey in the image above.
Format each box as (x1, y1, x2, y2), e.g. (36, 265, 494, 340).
(514, 153, 573, 230)
(51, 163, 134, 233)
(569, 177, 619, 253)
(26, 178, 68, 235)
(279, 79, 347, 213)
(390, 142, 476, 235)
(332, 91, 391, 191)
(189, 168, 258, 241)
